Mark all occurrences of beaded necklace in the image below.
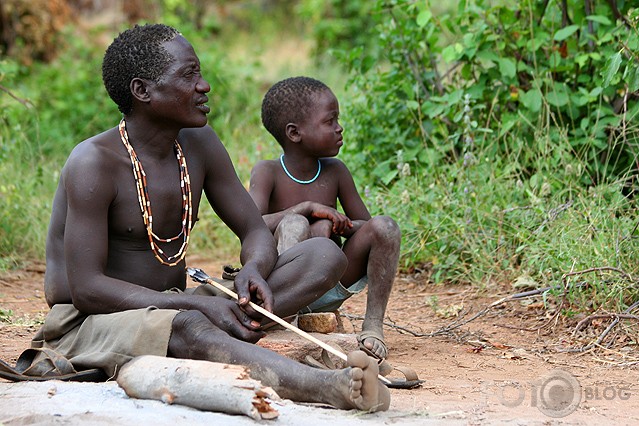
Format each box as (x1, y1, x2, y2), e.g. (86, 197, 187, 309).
(279, 154, 321, 184)
(118, 119, 192, 266)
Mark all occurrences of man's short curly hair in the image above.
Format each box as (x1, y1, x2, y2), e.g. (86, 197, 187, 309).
(102, 23, 180, 115)
(261, 76, 331, 146)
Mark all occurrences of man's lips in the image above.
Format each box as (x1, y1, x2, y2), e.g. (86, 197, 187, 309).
(196, 98, 210, 113)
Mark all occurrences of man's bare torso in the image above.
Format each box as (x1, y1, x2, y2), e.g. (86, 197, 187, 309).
(44, 126, 208, 306)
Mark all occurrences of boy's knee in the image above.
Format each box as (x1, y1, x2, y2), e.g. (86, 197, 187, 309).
(278, 213, 310, 229)
(172, 310, 220, 338)
(369, 216, 401, 244)
(275, 214, 311, 239)
(275, 214, 311, 254)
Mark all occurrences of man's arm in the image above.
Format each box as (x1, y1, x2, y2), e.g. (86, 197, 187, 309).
(197, 128, 276, 312)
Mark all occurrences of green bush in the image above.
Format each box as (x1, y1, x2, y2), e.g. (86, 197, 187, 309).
(327, 0, 639, 312)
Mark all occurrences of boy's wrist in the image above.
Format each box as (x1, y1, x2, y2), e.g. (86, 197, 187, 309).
(293, 201, 312, 216)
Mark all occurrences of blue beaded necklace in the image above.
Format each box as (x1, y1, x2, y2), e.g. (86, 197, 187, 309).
(279, 154, 321, 184)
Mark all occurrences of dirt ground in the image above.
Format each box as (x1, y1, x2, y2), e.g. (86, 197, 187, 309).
(1, 256, 638, 425)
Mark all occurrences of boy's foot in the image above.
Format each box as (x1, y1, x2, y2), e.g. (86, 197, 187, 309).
(357, 330, 388, 360)
(320, 350, 390, 412)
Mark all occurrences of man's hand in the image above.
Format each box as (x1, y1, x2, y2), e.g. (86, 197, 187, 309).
(233, 264, 274, 317)
(193, 296, 265, 343)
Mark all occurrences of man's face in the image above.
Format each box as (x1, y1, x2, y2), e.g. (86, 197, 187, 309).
(297, 89, 344, 157)
(147, 35, 211, 128)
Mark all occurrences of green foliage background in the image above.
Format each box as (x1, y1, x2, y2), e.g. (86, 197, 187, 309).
(2, 0, 639, 314)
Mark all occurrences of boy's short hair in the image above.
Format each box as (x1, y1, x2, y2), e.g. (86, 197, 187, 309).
(261, 76, 330, 145)
(102, 23, 180, 115)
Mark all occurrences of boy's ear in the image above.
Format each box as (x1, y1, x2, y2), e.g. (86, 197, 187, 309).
(285, 123, 302, 143)
(130, 78, 151, 103)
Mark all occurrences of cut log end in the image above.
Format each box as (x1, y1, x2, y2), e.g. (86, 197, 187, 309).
(116, 356, 279, 420)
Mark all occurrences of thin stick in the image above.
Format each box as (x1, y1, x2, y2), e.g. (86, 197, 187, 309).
(199, 273, 391, 384)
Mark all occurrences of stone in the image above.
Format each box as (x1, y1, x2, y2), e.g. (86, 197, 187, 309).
(335, 312, 356, 334)
(258, 330, 358, 369)
(297, 312, 337, 333)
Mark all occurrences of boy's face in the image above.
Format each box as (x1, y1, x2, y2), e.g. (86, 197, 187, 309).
(297, 89, 344, 157)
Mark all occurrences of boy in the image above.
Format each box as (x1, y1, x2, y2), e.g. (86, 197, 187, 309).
(249, 76, 401, 361)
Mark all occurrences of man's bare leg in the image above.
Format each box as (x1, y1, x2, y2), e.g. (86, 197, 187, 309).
(342, 216, 401, 359)
(268, 237, 347, 318)
(168, 310, 390, 411)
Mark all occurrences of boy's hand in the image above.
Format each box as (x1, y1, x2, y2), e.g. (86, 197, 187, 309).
(310, 204, 353, 235)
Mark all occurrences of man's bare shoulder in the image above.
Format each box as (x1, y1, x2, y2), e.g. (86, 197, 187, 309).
(63, 127, 121, 173)
(178, 125, 221, 150)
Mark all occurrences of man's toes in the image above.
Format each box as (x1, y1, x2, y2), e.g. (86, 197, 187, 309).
(347, 350, 371, 369)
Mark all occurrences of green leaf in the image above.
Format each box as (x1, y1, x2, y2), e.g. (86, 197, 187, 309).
(497, 58, 517, 79)
(381, 169, 398, 186)
(630, 65, 639, 92)
(586, 15, 612, 25)
(602, 51, 622, 87)
(442, 43, 463, 63)
(553, 25, 579, 41)
(520, 89, 542, 112)
(416, 10, 432, 28)
(406, 100, 420, 110)
(546, 88, 569, 107)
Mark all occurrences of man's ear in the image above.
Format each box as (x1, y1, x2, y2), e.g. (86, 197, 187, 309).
(285, 123, 301, 143)
(130, 78, 151, 103)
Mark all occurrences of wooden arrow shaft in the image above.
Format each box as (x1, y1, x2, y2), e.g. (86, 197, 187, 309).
(202, 276, 391, 384)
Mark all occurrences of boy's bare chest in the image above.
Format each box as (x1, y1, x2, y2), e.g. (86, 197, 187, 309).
(270, 176, 339, 211)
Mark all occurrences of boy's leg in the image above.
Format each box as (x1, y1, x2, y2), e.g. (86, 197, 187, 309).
(341, 216, 401, 360)
(168, 309, 390, 411)
(273, 213, 311, 254)
(268, 237, 348, 318)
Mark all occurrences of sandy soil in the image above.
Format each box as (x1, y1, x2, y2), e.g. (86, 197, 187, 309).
(1, 256, 638, 425)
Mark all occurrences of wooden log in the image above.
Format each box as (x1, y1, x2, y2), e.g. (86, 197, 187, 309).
(116, 355, 279, 420)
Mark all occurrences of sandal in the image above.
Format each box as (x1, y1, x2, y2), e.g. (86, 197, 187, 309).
(357, 330, 388, 361)
(0, 348, 107, 382)
(384, 365, 425, 389)
(304, 348, 424, 390)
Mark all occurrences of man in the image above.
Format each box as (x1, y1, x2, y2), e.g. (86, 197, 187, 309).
(32, 24, 389, 412)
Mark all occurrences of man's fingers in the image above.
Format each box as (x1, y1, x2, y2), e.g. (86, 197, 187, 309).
(230, 305, 265, 342)
(235, 283, 251, 306)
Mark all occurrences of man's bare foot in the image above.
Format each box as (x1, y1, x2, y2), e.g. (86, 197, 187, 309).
(326, 350, 390, 412)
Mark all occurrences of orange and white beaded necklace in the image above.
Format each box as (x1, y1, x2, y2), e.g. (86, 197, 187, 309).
(118, 119, 192, 266)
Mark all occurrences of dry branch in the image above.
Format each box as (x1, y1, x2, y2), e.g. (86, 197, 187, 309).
(117, 355, 279, 420)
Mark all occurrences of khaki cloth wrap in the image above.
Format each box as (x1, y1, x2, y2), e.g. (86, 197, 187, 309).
(29, 282, 233, 378)
(31, 305, 179, 378)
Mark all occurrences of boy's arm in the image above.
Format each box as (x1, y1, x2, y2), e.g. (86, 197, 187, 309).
(335, 160, 372, 237)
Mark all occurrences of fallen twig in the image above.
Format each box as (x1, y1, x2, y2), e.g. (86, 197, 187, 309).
(0, 84, 33, 108)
